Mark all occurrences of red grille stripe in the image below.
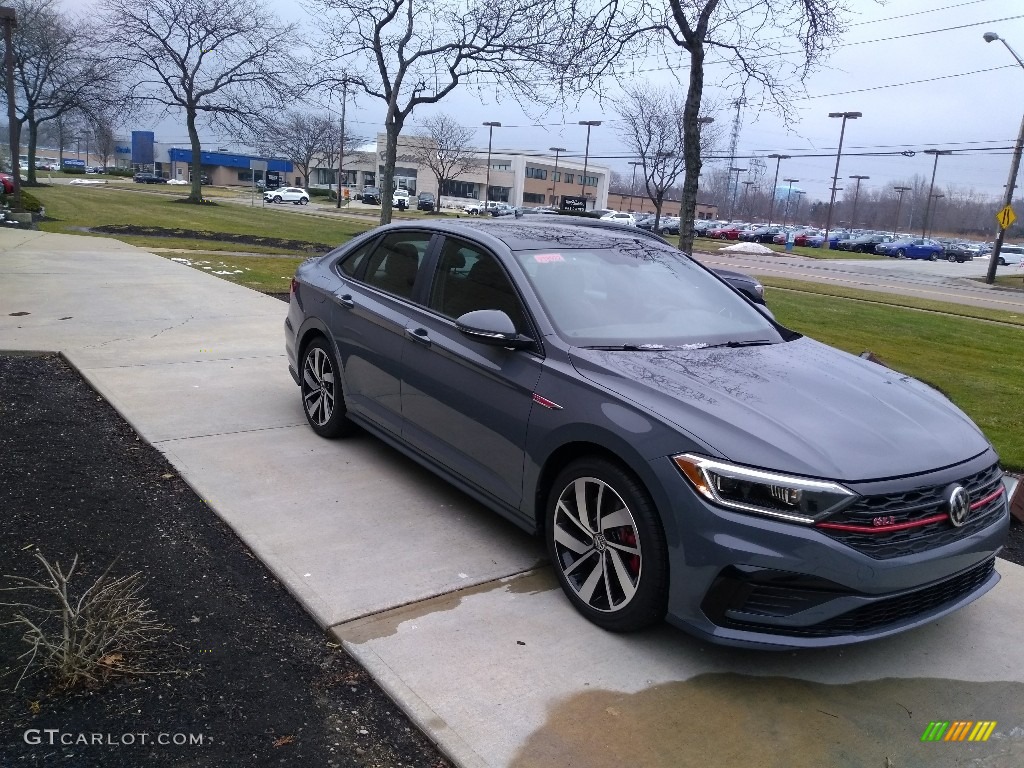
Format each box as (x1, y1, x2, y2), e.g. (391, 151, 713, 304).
(817, 513, 950, 534)
(970, 486, 1004, 510)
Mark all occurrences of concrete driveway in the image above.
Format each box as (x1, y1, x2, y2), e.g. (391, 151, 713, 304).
(3, 230, 1023, 768)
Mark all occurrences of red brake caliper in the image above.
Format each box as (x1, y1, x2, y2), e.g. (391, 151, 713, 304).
(621, 529, 640, 575)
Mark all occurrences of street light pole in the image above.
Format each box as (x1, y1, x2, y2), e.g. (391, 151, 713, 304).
(549, 146, 565, 207)
(482, 121, 501, 208)
(627, 160, 642, 212)
(921, 149, 952, 238)
(928, 193, 945, 238)
(793, 190, 806, 222)
(823, 111, 862, 249)
(849, 175, 869, 229)
(336, 78, 349, 210)
(892, 185, 912, 237)
(741, 180, 755, 219)
(766, 153, 790, 227)
(984, 31, 1024, 284)
(781, 178, 799, 228)
(727, 166, 746, 220)
(578, 120, 601, 207)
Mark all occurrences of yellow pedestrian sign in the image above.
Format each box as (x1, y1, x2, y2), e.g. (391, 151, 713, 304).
(996, 205, 1016, 229)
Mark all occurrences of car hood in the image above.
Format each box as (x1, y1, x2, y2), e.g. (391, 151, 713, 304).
(569, 337, 990, 482)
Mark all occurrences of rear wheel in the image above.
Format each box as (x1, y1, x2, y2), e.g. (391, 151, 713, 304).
(999, 257, 1007, 266)
(947, 253, 957, 262)
(546, 458, 668, 632)
(896, 249, 906, 259)
(299, 198, 308, 205)
(299, 337, 356, 438)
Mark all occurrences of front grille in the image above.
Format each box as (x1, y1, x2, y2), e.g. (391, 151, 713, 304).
(819, 464, 1005, 559)
(724, 558, 996, 638)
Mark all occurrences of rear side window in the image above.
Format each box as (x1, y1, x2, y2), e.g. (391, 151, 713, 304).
(362, 232, 433, 300)
(336, 238, 377, 278)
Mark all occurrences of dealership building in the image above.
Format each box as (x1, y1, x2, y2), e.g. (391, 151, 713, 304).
(308, 133, 611, 210)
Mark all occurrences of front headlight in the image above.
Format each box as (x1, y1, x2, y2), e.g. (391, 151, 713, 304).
(672, 454, 856, 524)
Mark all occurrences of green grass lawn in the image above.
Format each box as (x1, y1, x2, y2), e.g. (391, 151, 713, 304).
(693, 237, 885, 260)
(768, 287, 1024, 471)
(32, 185, 372, 254)
(762, 277, 1024, 327)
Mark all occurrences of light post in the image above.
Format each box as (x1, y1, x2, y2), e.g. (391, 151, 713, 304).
(741, 180, 755, 219)
(627, 160, 642, 212)
(892, 185, 912, 236)
(823, 111, 862, 249)
(849, 175, 869, 229)
(482, 121, 501, 207)
(766, 153, 790, 227)
(927, 193, 945, 238)
(983, 31, 1024, 283)
(578, 120, 601, 206)
(921, 149, 952, 238)
(727, 166, 746, 220)
(781, 178, 799, 228)
(793, 190, 806, 223)
(549, 146, 565, 207)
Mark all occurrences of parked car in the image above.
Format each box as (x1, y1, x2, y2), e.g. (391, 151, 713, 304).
(838, 233, 894, 253)
(995, 244, 1024, 266)
(712, 267, 766, 305)
(361, 186, 382, 205)
(942, 243, 975, 263)
(133, 173, 167, 184)
(465, 200, 501, 215)
(739, 226, 784, 244)
(285, 217, 1007, 647)
(599, 211, 637, 226)
(489, 203, 516, 217)
(0, 173, 13, 194)
(417, 192, 435, 212)
(657, 217, 681, 235)
(791, 229, 822, 247)
(265, 186, 310, 205)
(875, 237, 943, 260)
(708, 224, 745, 240)
(393, 188, 410, 209)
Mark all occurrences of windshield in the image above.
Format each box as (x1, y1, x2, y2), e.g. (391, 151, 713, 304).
(513, 244, 784, 348)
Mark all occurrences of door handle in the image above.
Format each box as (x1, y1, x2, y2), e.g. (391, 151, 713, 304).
(336, 293, 355, 308)
(406, 327, 431, 345)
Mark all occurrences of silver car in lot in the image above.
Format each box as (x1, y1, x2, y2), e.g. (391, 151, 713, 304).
(284, 219, 1008, 648)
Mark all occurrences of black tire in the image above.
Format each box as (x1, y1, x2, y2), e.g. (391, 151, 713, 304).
(545, 457, 669, 632)
(896, 249, 906, 259)
(299, 337, 357, 439)
(948, 253, 957, 262)
(999, 257, 1007, 266)
(299, 198, 308, 205)
(273, 195, 282, 203)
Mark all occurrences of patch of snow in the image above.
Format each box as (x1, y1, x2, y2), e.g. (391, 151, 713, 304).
(169, 258, 192, 265)
(720, 242, 774, 254)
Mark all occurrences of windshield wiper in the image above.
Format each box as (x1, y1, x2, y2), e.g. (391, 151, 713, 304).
(704, 339, 775, 349)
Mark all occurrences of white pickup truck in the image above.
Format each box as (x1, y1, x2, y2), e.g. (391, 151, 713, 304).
(464, 200, 500, 215)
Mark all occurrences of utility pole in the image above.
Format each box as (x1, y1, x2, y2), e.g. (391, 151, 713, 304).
(727, 166, 746, 220)
(550, 146, 565, 207)
(725, 96, 746, 217)
(483, 121, 501, 208)
(766, 154, 789, 227)
(336, 79, 348, 210)
(921, 149, 952, 238)
(823, 111, 861, 249)
(892, 186, 911, 237)
(781, 179, 799, 228)
(742, 180, 755, 220)
(1, 6, 19, 211)
(578, 120, 601, 206)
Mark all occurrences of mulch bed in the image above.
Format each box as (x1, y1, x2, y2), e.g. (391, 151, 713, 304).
(0, 354, 449, 767)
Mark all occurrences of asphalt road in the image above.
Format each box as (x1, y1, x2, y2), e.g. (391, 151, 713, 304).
(693, 249, 1024, 314)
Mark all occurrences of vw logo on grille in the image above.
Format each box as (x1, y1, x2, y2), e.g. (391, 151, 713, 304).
(948, 485, 970, 528)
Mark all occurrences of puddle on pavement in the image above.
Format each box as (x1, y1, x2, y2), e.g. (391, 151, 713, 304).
(333, 566, 557, 644)
(509, 674, 1024, 768)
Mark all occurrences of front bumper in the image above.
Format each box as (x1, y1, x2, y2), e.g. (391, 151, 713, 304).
(650, 451, 1009, 648)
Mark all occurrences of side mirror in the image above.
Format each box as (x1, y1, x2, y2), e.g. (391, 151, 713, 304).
(456, 310, 533, 349)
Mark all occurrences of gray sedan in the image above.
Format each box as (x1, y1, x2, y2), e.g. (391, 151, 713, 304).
(284, 219, 1007, 647)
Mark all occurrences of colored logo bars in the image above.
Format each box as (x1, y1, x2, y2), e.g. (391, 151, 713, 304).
(921, 721, 997, 742)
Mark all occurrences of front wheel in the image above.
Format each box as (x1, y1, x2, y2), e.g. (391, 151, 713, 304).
(896, 249, 906, 259)
(999, 257, 1007, 266)
(546, 458, 668, 632)
(948, 253, 957, 262)
(299, 337, 357, 439)
(299, 198, 308, 205)
(273, 195, 282, 203)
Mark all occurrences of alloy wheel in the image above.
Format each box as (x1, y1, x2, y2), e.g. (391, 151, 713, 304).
(301, 347, 335, 427)
(551, 477, 642, 613)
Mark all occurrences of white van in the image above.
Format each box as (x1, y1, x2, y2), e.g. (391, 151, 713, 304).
(997, 244, 1024, 266)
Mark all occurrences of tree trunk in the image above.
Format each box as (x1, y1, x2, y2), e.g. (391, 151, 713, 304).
(379, 116, 404, 226)
(186, 109, 203, 203)
(676, 43, 706, 255)
(25, 117, 38, 185)
(653, 195, 663, 232)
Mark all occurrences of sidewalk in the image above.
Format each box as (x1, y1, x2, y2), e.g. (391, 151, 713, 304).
(3, 230, 1023, 768)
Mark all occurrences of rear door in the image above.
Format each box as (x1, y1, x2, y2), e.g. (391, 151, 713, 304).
(328, 231, 436, 436)
(399, 236, 542, 510)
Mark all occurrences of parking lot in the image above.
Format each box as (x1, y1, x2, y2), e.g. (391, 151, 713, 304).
(3, 229, 1024, 768)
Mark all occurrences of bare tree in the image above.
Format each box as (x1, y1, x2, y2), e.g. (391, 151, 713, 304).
(100, 0, 298, 203)
(3, 0, 125, 184)
(609, 0, 851, 252)
(253, 112, 334, 190)
(407, 113, 478, 207)
(89, 110, 122, 170)
(312, 0, 593, 225)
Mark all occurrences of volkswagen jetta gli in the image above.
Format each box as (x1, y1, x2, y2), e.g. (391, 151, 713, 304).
(284, 219, 1008, 648)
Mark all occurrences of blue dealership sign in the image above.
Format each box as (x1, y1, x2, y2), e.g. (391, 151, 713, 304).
(115, 145, 131, 155)
(132, 131, 155, 165)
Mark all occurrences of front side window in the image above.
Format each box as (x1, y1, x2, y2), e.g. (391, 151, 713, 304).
(429, 239, 528, 332)
(513, 244, 781, 347)
(362, 233, 432, 299)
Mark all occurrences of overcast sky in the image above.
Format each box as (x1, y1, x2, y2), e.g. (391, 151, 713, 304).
(98, 0, 1024, 204)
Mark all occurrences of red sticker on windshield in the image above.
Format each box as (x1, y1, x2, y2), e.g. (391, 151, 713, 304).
(534, 253, 565, 263)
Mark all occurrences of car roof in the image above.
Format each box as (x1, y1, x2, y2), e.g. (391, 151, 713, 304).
(376, 217, 675, 252)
